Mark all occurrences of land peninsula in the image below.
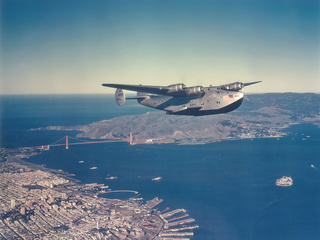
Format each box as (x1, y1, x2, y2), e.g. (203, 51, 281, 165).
(33, 93, 320, 144)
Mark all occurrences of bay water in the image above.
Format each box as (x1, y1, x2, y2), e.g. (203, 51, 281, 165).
(1, 95, 319, 240)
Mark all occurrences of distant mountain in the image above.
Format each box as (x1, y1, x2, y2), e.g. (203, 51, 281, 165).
(240, 93, 319, 117)
(32, 93, 320, 144)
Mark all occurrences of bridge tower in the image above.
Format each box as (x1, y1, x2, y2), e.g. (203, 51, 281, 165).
(129, 132, 133, 145)
(66, 136, 69, 149)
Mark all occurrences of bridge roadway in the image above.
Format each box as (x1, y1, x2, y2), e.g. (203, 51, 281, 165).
(49, 139, 126, 147)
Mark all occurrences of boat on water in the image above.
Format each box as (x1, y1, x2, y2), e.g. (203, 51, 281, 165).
(152, 177, 162, 181)
(79, 161, 84, 163)
(90, 167, 97, 170)
(105, 176, 118, 180)
(276, 176, 293, 187)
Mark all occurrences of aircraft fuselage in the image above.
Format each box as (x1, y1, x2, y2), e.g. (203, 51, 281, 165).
(138, 87, 244, 116)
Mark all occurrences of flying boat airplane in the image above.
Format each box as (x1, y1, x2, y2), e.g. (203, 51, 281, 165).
(102, 81, 261, 116)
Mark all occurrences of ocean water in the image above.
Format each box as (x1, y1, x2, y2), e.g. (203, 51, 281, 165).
(1, 95, 320, 240)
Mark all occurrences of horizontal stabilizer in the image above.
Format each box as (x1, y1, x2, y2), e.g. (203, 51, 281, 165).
(126, 96, 146, 100)
(126, 91, 149, 100)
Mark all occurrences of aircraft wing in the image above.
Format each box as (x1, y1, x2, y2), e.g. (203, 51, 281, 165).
(102, 83, 188, 96)
(103, 81, 261, 97)
(243, 81, 262, 87)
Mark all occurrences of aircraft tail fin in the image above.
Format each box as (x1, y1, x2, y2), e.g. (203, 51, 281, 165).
(115, 89, 125, 106)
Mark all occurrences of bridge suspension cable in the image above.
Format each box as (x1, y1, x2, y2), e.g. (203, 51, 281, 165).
(49, 136, 68, 146)
(41, 135, 129, 149)
(36, 132, 154, 149)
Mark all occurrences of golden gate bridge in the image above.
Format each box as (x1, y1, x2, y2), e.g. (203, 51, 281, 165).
(37, 133, 163, 150)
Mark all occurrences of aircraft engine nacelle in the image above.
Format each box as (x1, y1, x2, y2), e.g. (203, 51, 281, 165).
(167, 84, 186, 93)
(115, 89, 125, 106)
(186, 86, 204, 96)
(220, 82, 244, 91)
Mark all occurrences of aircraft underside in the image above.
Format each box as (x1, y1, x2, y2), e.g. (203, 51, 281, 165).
(165, 98, 244, 116)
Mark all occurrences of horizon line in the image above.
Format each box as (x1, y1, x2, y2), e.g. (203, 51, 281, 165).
(1, 92, 320, 96)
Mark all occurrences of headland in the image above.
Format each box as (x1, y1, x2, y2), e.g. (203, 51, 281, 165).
(32, 93, 320, 145)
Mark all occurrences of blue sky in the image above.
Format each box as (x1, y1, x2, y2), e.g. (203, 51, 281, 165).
(1, 0, 319, 94)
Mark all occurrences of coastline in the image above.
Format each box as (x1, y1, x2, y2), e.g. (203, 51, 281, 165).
(0, 148, 199, 239)
(28, 93, 320, 146)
